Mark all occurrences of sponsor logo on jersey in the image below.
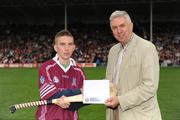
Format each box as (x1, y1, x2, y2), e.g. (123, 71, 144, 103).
(71, 78, 77, 86)
(62, 75, 69, 78)
(40, 76, 45, 85)
(53, 76, 59, 83)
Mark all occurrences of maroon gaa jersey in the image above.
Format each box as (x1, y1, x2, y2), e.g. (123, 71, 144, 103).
(36, 55, 86, 120)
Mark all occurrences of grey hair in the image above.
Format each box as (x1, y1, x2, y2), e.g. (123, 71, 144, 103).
(109, 10, 132, 23)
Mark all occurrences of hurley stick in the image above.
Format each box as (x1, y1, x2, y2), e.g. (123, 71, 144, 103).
(10, 94, 83, 113)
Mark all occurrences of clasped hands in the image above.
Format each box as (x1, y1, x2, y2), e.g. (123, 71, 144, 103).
(54, 88, 83, 109)
(54, 96, 70, 109)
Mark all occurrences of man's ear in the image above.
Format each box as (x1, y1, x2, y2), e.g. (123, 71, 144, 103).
(131, 22, 133, 30)
(54, 45, 57, 52)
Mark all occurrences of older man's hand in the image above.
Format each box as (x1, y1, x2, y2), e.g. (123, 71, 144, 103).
(105, 96, 119, 109)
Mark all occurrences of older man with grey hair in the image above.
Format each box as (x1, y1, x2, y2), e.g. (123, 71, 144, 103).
(105, 10, 162, 120)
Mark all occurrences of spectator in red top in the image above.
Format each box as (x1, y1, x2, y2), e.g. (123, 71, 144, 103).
(36, 29, 86, 120)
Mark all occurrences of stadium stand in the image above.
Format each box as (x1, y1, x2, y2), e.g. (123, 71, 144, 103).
(0, 0, 179, 66)
(0, 23, 179, 66)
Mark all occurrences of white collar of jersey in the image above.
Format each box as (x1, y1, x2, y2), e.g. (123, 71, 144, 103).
(52, 54, 76, 73)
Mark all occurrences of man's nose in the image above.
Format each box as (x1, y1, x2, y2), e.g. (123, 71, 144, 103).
(64, 45, 69, 50)
(117, 27, 123, 33)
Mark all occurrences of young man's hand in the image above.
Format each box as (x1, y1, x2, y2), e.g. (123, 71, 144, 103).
(55, 96, 71, 109)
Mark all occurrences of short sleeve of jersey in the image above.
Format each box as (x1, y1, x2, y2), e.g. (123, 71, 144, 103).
(38, 62, 58, 100)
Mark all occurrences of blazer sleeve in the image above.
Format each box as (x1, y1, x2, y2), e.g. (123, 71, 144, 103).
(119, 43, 160, 111)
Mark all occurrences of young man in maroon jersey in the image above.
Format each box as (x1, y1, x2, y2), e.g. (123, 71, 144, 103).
(36, 29, 86, 120)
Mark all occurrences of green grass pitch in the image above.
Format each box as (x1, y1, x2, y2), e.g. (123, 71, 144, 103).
(0, 67, 180, 120)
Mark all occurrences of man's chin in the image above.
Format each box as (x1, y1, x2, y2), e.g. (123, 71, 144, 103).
(63, 57, 71, 60)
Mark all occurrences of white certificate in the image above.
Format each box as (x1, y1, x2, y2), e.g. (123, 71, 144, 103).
(83, 79, 110, 104)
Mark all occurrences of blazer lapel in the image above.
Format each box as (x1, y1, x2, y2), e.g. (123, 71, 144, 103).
(117, 34, 138, 86)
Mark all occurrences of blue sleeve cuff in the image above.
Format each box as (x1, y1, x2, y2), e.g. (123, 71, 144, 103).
(48, 89, 81, 100)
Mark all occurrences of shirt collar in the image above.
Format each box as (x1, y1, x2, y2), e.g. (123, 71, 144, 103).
(53, 54, 76, 72)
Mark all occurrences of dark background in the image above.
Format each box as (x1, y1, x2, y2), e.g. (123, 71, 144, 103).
(0, 0, 179, 25)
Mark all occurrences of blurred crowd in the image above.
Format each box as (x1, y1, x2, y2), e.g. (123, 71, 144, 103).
(152, 23, 180, 67)
(0, 23, 179, 66)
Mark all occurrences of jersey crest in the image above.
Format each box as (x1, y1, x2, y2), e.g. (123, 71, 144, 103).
(40, 76, 45, 85)
(53, 76, 60, 83)
(71, 77, 77, 86)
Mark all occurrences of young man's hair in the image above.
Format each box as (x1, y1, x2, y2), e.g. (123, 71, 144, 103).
(55, 29, 73, 38)
(54, 29, 74, 44)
